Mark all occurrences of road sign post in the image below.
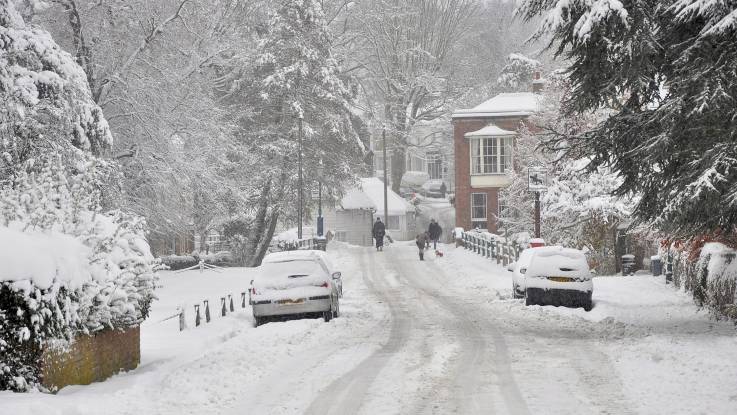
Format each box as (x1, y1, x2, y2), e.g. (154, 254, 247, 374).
(528, 167, 547, 239)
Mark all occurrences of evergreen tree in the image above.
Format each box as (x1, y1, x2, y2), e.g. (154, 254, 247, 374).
(0, 0, 112, 181)
(518, 0, 737, 240)
(220, 0, 364, 265)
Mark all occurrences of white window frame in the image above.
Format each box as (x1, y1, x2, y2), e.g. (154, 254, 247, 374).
(470, 136, 514, 175)
(471, 193, 487, 229)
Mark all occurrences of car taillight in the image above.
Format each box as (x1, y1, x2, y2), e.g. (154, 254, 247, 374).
(318, 282, 328, 288)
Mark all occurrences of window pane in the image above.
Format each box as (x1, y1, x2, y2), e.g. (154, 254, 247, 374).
(471, 193, 487, 221)
(471, 139, 480, 174)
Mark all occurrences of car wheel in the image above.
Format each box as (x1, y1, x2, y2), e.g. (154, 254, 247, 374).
(323, 310, 332, 322)
(583, 294, 593, 312)
(512, 284, 523, 299)
(254, 316, 262, 327)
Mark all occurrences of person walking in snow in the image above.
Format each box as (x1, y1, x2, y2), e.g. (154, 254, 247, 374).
(372, 217, 386, 251)
(415, 233, 428, 260)
(427, 219, 442, 250)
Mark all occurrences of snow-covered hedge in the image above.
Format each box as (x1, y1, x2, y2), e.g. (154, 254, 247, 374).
(0, 161, 158, 391)
(664, 242, 737, 321)
(159, 251, 234, 270)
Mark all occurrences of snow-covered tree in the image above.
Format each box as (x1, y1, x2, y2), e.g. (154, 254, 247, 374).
(497, 53, 542, 91)
(0, 0, 111, 180)
(345, 0, 479, 192)
(517, 0, 737, 241)
(220, 0, 365, 265)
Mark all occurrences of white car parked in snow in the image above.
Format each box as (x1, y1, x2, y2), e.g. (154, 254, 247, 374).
(250, 250, 341, 326)
(511, 246, 593, 311)
(508, 246, 550, 299)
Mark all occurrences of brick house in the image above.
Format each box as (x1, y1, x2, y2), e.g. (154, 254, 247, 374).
(452, 84, 543, 232)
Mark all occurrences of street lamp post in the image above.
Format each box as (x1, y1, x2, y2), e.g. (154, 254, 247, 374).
(382, 127, 388, 224)
(316, 160, 324, 237)
(297, 114, 303, 240)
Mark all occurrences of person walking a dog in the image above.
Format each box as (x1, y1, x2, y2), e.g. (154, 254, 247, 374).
(428, 219, 442, 250)
(415, 233, 429, 260)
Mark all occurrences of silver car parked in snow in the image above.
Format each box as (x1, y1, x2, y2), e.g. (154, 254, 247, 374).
(250, 250, 342, 326)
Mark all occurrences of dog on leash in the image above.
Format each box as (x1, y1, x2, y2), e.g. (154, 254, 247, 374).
(435, 250, 444, 257)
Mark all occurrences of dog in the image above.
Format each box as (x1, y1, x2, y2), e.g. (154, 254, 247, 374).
(435, 250, 444, 257)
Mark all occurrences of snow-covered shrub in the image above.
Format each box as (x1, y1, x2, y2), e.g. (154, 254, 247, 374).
(663, 241, 737, 321)
(0, 0, 112, 180)
(0, 159, 158, 391)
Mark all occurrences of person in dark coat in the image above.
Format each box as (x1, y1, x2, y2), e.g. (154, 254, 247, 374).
(372, 217, 386, 251)
(427, 219, 443, 250)
(415, 233, 428, 260)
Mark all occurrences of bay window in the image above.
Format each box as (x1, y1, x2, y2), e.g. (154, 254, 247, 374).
(470, 136, 513, 174)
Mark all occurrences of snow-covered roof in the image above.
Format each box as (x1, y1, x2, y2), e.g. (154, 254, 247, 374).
(340, 177, 414, 215)
(464, 124, 517, 137)
(452, 92, 543, 119)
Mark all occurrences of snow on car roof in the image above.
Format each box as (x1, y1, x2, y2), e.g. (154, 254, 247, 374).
(256, 260, 327, 279)
(525, 246, 590, 278)
(263, 250, 326, 263)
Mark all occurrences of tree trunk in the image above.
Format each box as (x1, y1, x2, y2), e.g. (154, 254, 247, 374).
(245, 180, 271, 263)
(250, 210, 279, 267)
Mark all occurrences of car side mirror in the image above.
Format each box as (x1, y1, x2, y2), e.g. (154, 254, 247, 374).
(519, 268, 527, 275)
(332, 272, 342, 280)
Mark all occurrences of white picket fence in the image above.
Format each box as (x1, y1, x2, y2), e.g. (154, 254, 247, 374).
(459, 230, 522, 266)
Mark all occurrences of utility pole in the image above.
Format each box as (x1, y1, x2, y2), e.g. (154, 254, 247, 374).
(534, 191, 541, 238)
(298, 115, 303, 240)
(382, 127, 388, 224)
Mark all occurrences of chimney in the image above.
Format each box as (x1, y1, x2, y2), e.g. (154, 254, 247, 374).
(532, 71, 544, 94)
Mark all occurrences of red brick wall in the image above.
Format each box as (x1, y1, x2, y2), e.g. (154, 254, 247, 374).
(41, 326, 140, 392)
(453, 116, 529, 232)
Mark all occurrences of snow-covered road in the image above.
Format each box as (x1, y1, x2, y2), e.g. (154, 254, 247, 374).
(2, 242, 737, 415)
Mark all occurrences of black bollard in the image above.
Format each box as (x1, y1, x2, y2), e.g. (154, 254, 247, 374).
(241, 292, 246, 308)
(194, 304, 201, 327)
(229, 294, 234, 312)
(179, 308, 186, 331)
(221, 297, 226, 316)
(204, 300, 211, 322)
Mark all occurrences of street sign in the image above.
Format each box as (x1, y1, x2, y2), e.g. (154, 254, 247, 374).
(528, 167, 547, 192)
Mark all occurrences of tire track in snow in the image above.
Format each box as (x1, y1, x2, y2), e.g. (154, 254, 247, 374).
(394, 247, 531, 415)
(304, 248, 412, 415)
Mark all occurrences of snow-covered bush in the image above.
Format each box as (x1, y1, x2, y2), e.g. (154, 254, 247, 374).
(0, 0, 112, 180)
(664, 240, 737, 321)
(0, 159, 158, 391)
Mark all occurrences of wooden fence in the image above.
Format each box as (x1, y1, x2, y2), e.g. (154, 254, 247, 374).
(278, 237, 327, 252)
(460, 231, 521, 266)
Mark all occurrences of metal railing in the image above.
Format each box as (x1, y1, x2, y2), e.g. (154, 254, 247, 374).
(460, 231, 521, 265)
